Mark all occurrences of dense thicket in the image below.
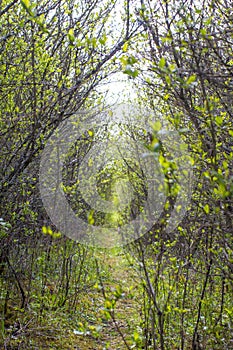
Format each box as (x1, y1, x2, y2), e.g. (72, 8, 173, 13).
(0, 0, 139, 347)
(128, 1, 233, 349)
(0, 0, 232, 349)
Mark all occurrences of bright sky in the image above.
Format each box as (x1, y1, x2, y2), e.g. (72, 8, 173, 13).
(97, 72, 137, 105)
(96, 0, 140, 106)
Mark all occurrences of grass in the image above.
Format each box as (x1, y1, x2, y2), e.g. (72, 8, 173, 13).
(0, 248, 140, 349)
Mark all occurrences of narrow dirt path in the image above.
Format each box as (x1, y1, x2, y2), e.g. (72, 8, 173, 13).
(73, 249, 140, 350)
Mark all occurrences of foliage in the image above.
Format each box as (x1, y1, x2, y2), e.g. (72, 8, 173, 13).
(0, 0, 233, 349)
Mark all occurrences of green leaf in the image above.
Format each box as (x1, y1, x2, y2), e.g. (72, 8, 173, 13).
(119, 56, 127, 65)
(122, 41, 128, 52)
(153, 121, 162, 132)
(88, 210, 95, 225)
(127, 56, 137, 65)
(215, 116, 223, 126)
(161, 36, 172, 43)
(200, 28, 207, 36)
(21, 0, 31, 9)
(20, 0, 34, 16)
(159, 57, 166, 68)
(163, 93, 170, 100)
(123, 67, 139, 78)
(99, 34, 107, 45)
(68, 28, 75, 44)
(133, 331, 140, 341)
(204, 204, 210, 214)
(90, 37, 97, 48)
(34, 16, 49, 33)
(186, 74, 196, 85)
(42, 226, 47, 234)
(165, 75, 171, 85)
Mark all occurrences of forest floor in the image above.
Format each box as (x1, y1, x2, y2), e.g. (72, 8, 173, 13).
(1, 249, 141, 350)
